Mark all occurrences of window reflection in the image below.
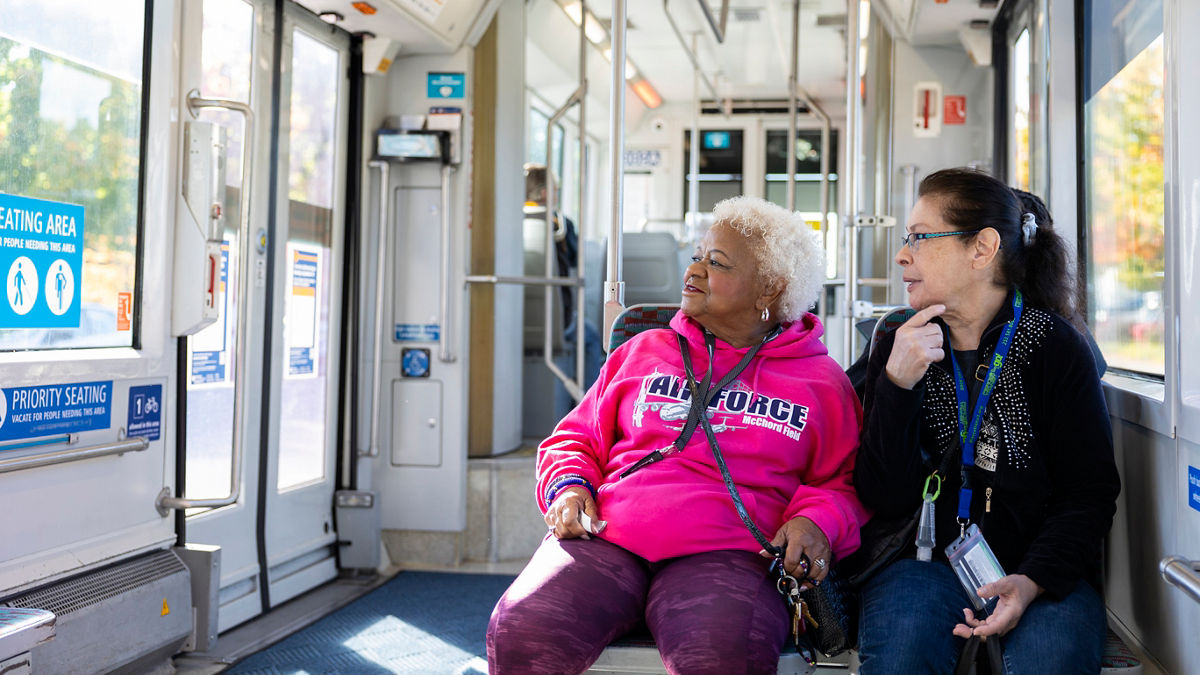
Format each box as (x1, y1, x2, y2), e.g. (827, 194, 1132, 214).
(1084, 31, 1165, 376)
(0, 1, 145, 351)
(1012, 28, 1031, 191)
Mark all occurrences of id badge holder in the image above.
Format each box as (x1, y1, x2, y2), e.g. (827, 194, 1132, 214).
(944, 523, 1005, 614)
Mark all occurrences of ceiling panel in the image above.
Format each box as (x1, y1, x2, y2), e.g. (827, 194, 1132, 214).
(612, 0, 850, 105)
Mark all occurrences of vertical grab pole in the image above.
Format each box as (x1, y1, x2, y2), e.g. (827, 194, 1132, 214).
(575, 0, 588, 392)
(688, 33, 700, 246)
(439, 163, 455, 362)
(785, 0, 800, 212)
(817, 105, 831, 329)
(366, 160, 389, 457)
(842, 0, 862, 364)
(544, 89, 584, 400)
(603, 0, 628, 350)
(797, 89, 832, 329)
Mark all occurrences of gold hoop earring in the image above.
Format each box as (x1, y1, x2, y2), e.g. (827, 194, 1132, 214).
(761, 307, 770, 322)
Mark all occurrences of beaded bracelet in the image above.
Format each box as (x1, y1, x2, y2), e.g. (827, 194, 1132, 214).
(544, 475, 596, 507)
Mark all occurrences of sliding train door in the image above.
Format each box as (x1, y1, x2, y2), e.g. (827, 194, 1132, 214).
(259, 5, 349, 610)
(178, 0, 348, 631)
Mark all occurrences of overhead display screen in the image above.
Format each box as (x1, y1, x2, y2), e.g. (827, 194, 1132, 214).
(377, 132, 442, 160)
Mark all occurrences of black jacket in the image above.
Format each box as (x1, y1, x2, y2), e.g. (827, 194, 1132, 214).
(854, 295, 1120, 599)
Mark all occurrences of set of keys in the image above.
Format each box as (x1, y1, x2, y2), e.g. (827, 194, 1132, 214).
(776, 571, 818, 647)
(770, 557, 817, 654)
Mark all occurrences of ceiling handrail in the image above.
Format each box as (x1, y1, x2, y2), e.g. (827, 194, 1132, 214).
(663, 0, 720, 101)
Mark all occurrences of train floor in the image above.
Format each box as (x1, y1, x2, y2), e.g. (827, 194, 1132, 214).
(174, 562, 523, 674)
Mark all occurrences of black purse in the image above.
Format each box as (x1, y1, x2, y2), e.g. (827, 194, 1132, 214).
(794, 564, 856, 657)
(841, 442, 961, 590)
(840, 510, 920, 589)
(672, 331, 856, 661)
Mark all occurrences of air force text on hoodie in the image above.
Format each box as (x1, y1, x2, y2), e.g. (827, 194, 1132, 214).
(536, 310, 871, 562)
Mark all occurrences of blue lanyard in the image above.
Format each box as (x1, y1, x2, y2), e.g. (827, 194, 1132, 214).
(949, 290, 1023, 523)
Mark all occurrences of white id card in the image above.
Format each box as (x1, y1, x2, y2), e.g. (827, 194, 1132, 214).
(944, 523, 1005, 613)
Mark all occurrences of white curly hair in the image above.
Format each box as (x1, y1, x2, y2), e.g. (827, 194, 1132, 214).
(710, 196, 825, 323)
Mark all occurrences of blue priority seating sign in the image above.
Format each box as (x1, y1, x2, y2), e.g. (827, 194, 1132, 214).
(0, 193, 84, 329)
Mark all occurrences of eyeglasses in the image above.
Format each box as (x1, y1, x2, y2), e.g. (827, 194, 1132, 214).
(900, 228, 984, 252)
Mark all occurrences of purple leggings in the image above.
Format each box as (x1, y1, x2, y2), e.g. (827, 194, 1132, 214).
(487, 535, 789, 675)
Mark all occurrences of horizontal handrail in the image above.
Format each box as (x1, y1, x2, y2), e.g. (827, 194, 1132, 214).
(464, 274, 582, 288)
(0, 437, 150, 475)
(1160, 555, 1200, 605)
(0, 433, 75, 452)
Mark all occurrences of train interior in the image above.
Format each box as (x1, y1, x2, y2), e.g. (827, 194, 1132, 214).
(0, 0, 1198, 673)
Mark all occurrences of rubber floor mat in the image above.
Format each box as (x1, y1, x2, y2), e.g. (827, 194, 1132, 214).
(227, 571, 515, 674)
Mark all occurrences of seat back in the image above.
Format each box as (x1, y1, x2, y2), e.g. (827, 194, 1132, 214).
(870, 307, 916, 355)
(607, 304, 680, 353)
(523, 212, 564, 350)
(621, 232, 683, 306)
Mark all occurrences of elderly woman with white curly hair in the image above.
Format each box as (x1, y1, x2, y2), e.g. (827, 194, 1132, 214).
(487, 196, 870, 675)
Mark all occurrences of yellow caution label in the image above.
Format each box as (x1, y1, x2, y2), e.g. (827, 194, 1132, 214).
(378, 58, 392, 73)
(161, 599, 170, 616)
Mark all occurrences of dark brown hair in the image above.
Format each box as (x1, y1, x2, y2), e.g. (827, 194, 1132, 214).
(918, 168, 1075, 320)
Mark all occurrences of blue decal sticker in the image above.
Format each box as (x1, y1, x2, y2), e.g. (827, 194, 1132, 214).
(127, 385, 162, 441)
(396, 323, 440, 342)
(1189, 466, 1200, 514)
(427, 72, 465, 99)
(402, 348, 431, 378)
(289, 347, 313, 374)
(0, 381, 112, 443)
(0, 193, 85, 329)
(191, 350, 226, 384)
(287, 249, 318, 376)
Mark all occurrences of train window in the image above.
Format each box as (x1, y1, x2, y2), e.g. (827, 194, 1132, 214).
(762, 129, 839, 212)
(527, 105, 565, 180)
(623, 172, 652, 232)
(0, 1, 148, 351)
(559, 137, 583, 225)
(683, 129, 744, 213)
(1011, 27, 1032, 191)
(763, 129, 839, 277)
(1082, 0, 1165, 376)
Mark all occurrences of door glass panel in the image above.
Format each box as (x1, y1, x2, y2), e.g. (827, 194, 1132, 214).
(0, 1, 145, 350)
(186, 0, 253, 502)
(682, 130, 744, 213)
(762, 129, 839, 277)
(278, 29, 339, 489)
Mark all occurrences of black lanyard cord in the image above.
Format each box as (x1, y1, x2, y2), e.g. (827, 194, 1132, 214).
(680, 330, 781, 556)
(620, 327, 774, 479)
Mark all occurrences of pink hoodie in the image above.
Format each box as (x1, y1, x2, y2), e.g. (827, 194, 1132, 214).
(537, 310, 870, 562)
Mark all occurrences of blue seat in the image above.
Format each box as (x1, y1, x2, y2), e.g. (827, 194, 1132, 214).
(871, 307, 915, 353)
(607, 303, 679, 353)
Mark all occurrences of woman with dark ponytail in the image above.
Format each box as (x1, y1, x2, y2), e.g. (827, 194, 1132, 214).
(853, 168, 1120, 673)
